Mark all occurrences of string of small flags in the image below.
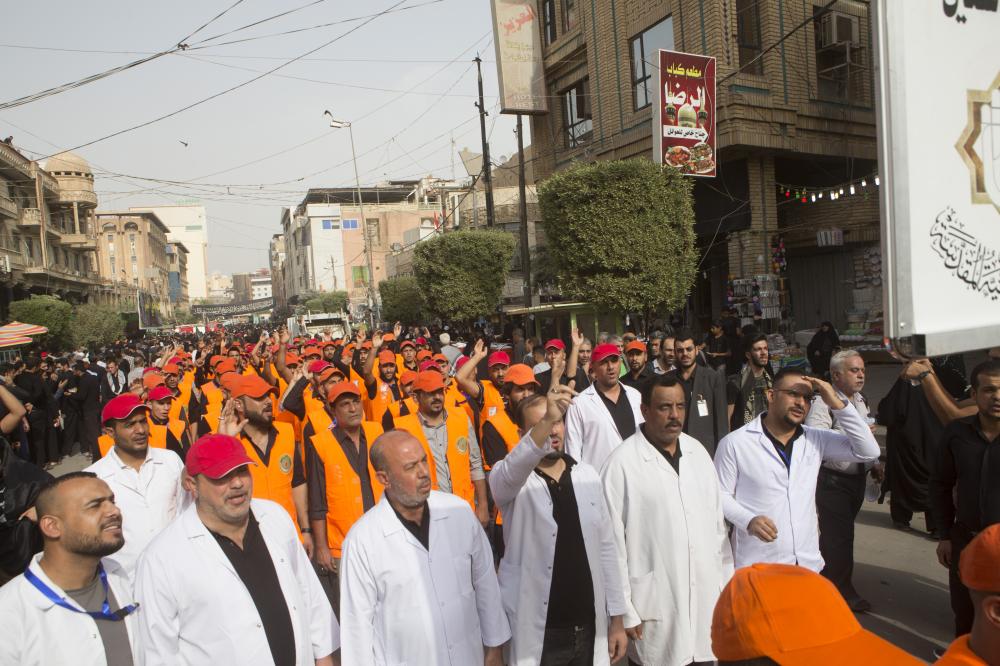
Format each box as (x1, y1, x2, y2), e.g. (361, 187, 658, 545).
(775, 174, 880, 203)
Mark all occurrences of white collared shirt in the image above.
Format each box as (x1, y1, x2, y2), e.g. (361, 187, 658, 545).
(805, 389, 871, 474)
(85, 447, 189, 575)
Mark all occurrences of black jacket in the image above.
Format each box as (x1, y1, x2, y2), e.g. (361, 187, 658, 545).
(670, 365, 729, 457)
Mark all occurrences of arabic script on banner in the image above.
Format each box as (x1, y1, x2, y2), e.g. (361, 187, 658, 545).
(930, 207, 1000, 300)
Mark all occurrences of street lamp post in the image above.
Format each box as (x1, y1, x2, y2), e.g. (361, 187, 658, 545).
(325, 111, 379, 329)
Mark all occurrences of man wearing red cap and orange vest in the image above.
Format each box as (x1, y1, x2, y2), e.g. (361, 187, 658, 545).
(147, 385, 192, 461)
(454, 339, 510, 435)
(393, 370, 489, 526)
(480, 364, 541, 470)
(305, 382, 385, 609)
(936, 524, 1000, 665)
(219, 375, 311, 555)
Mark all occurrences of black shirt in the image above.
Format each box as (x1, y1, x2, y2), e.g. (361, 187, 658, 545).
(621, 367, 654, 391)
(642, 424, 682, 475)
(597, 384, 637, 440)
(931, 415, 1000, 534)
(390, 500, 430, 550)
(760, 415, 804, 469)
(210, 513, 296, 666)
(535, 455, 595, 627)
(305, 424, 377, 520)
(535, 367, 590, 391)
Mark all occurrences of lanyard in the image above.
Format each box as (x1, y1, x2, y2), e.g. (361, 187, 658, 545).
(775, 445, 792, 469)
(24, 564, 139, 622)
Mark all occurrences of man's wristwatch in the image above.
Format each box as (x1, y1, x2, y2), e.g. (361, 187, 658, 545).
(299, 527, 312, 534)
(916, 370, 932, 382)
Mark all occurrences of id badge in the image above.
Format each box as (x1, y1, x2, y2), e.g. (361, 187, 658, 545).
(697, 399, 709, 417)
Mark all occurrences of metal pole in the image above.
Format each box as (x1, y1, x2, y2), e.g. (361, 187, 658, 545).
(347, 123, 378, 328)
(516, 114, 531, 310)
(474, 55, 495, 228)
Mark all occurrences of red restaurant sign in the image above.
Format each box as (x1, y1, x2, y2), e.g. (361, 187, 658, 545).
(653, 50, 717, 178)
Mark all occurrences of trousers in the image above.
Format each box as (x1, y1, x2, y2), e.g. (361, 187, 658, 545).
(816, 467, 866, 599)
(540, 622, 595, 666)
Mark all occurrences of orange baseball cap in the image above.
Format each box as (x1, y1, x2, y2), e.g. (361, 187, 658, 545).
(208, 355, 224, 368)
(284, 352, 301, 367)
(214, 358, 237, 375)
(317, 365, 345, 383)
(416, 349, 433, 362)
(382, 333, 395, 342)
(219, 373, 243, 392)
(231, 375, 277, 399)
(433, 353, 448, 364)
(960, 523, 1000, 592)
(302, 346, 321, 358)
(360, 341, 373, 350)
(400, 370, 418, 386)
(162, 363, 180, 375)
(504, 364, 539, 387)
(143, 372, 166, 390)
(399, 340, 416, 350)
(327, 382, 361, 405)
(712, 563, 922, 665)
(343, 343, 356, 355)
(378, 350, 396, 366)
(625, 340, 647, 354)
(413, 370, 445, 393)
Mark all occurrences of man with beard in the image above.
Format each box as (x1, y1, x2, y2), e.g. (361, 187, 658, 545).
(727, 334, 774, 429)
(86, 394, 189, 575)
(670, 330, 729, 457)
(339, 431, 509, 665)
(361, 336, 402, 424)
(0, 472, 140, 664)
(714, 369, 880, 571)
(135, 434, 338, 665)
(621, 340, 654, 390)
(222, 375, 310, 553)
(650, 333, 675, 375)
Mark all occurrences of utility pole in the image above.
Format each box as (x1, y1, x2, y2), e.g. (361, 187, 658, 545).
(516, 114, 531, 311)
(474, 55, 495, 228)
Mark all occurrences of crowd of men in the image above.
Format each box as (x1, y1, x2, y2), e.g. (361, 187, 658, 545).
(0, 320, 997, 665)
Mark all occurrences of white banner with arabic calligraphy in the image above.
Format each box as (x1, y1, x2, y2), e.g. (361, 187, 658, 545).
(874, 0, 1000, 355)
(490, 0, 548, 115)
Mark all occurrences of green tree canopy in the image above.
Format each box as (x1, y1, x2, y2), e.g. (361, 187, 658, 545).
(413, 230, 516, 322)
(302, 290, 349, 314)
(378, 276, 425, 324)
(8, 295, 74, 350)
(72, 303, 126, 349)
(538, 159, 698, 315)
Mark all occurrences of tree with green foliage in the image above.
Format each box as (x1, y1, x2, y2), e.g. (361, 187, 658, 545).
(8, 295, 74, 349)
(378, 276, 425, 324)
(72, 304, 126, 349)
(538, 159, 698, 317)
(414, 230, 516, 322)
(302, 290, 349, 314)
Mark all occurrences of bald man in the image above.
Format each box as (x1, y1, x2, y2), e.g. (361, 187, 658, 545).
(0, 472, 140, 664)
(339, 431, 510, 665)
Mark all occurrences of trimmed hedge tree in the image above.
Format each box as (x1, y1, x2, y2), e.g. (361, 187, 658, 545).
(378, 276, 425, 324)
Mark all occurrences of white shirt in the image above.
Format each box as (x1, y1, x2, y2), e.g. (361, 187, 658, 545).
(0, 554, 139, 666)
(805, 389, 871, 474)
(490, 432, 626, 665)
(714, 403, 880, 571)
(85, 447, 189, 575)
(134, 499, 338, 665)
(603, 429, 733, 666)
(564, 382, 643, 470)
(339, 491, 510, 665)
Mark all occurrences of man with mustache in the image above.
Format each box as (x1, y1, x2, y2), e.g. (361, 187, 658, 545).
(603, 373, 732, 666)
(714, 369, 880, 572)
(0, 472, 140, 664)
(339, 430, 510, 665)
(86, 393, 189, 575)
(135, 434, 338, 665)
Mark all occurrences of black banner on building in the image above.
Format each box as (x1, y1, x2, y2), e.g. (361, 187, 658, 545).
(191, 298, 275, 317)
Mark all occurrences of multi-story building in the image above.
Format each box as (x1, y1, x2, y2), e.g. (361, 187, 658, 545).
(206, 272, 233, 303)
(129, 205, 209, 301)
(269, 234, 287, 312)
(250, 269, 272, 301)
(528, 0, 879, 332)
(95, 211, 173, 320)
(166, 242, 189, 306)
(0, 145, 108, 315)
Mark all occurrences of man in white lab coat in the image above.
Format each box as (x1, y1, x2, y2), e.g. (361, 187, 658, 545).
(339, 430, 510, 665)
(603, 373, 733, 666)
(490, 377, 628, 665)
(134, 433, 338, 666)
(565, 343, 643, 469)
(714, 368, 881, 571)
(0, 472, 140, 665)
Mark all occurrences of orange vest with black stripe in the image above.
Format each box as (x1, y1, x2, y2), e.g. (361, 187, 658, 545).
(484, 408, 520, 470)
(388, 397, 416, 419)
(303, 384, 325, 416)
(363, 379, 398, 424)
(169, 383, 191, 425)
(201, 403, 222, 434)
(394, 411, 475, 509)
(478, 381, 506, 435)
(309, 419, 385, 557)
(200, 381, 223, 412)
(98, 428, 168, 458)
(148, 417, 186, 452)
(240, 422, 298, 528)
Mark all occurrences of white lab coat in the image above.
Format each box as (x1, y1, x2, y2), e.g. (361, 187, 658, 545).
(0, 554, 139, 666)
(714, 404, 880, 571)
(339, 490, 511, 665)
(133, 499, 337, 665)
(565, 382, 643, 470)
(86, 446, 190, 575)
(602, 429, 733, 666)
(490, 432, 627, 665)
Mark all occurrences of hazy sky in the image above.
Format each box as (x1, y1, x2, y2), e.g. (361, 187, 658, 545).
(2, 0, 520, 275)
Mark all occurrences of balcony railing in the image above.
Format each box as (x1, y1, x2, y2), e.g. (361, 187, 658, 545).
(55, 189, 98, 207)
(61, 232, 98, 249)
(20, 208, 41, 226)
(0, 195, 17, 220)
(0, 142, 32, 175)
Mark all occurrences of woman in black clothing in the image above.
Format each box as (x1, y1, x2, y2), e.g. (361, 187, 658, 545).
(807, 321, 840, 378)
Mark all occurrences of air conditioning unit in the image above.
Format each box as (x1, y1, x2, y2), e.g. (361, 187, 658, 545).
(0, 255, 10, 272)
(819, 12, 859, 47)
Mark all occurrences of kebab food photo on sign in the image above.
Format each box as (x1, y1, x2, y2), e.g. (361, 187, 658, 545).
(657, 50, 717, 177)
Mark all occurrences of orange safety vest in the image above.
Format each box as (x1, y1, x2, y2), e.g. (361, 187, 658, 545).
(483, 409, 520, 469)
(394, 411, 475, 509)
(388, 397, 416, 419)
(169, 383, 191, 425)
(98, 427, 168, 458)
(200, 381, 223, 415)
(478, 381, 506, 436)
(308, 419, 385, 557)
(201, 403, 222, 434)
(240, 422, 299, 530)
(148, 417, 186, 452)
(363, 379, 399, 424)
(935, 635, 987, 665)
(303, 384, 326, 416)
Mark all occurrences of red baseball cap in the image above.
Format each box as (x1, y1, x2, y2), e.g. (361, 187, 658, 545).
(590, 343, 621, 364)
(231, 375, 277, 400)
(327, 382, 361, 405)
(544, 339, 566, 351)
(146, 386, 175, 402)
(487, 351, 511, 367)
(307, 360, 331, 375)
(415, 336, 427, 345)
(455, 356, 470, 371)
(102, 394, 150, 425)
(413, 370, 445, 393)
(186, 434, 255, 479)
(419, 360, 441, 373)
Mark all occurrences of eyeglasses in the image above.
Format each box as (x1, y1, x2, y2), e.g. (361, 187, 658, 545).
(774, 388, 816, 403)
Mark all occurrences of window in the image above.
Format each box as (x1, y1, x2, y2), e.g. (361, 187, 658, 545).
(106, 233, 113, 244)
(185, 225, 202, 231)
(342, 218, 359, 230)
(563, 0, 577, 31)
(366, 219, 381, 245)
(352, 266, 370, 289)
(110, 258, 115, 275)
(321, 219, 340, 230)
(542, 0, 557, 45)
(736, 0, 764, 74)
(630, 16, 675, 110)
(129, 233, 137, 256)
(562, 79, 593, 147)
